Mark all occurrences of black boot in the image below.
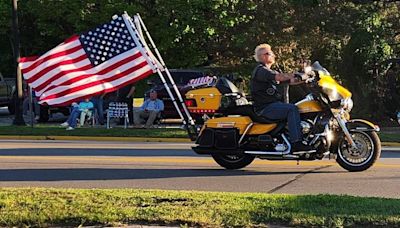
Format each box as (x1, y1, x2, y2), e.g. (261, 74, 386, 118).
(291, 141, 315, 152)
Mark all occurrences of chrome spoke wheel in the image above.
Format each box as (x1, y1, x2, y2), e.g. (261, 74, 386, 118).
(339, 132, 373, 166)
(336, 131, 381, 172)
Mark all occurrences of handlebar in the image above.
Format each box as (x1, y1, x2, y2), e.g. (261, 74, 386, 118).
(295, 70, 317, 84)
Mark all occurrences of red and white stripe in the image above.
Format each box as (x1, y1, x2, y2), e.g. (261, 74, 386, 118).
(19, 36, 155, 106)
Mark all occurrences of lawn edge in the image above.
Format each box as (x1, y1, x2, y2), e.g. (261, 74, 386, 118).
(0, 135, 192, 142)
(0, 135, 398, 146)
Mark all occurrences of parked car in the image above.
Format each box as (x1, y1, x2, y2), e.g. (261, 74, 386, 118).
(38, 104, 71, 122)
(0, 73, 16, 114)
(9, 80, 71, 122)
(144, 69, 207, 120)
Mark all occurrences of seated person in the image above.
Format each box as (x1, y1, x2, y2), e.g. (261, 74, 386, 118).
(133, 90, 164, 128)
(61, 98, 94, 130)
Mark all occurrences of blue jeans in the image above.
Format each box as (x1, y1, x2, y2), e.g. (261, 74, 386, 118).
(259, 102, 302, 143)
(67, 107, 81, 128)
(91, 97, 104, 124)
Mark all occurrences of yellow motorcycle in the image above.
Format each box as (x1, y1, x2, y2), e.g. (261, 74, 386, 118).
(185, 61, 381, 172)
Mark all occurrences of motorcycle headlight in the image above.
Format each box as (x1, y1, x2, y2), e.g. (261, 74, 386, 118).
(340, 98, 353, 111)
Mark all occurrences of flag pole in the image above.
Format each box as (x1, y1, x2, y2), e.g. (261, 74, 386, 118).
(121, 13, 188, 125)
(11, 0, 25, 125)
(28, 85, 33, 127)
(154, 69, 187, 124)
(135, 13, 196, 127)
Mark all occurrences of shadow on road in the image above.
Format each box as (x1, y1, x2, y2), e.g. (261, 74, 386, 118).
(0, 148, 198, 157)
(380, 151, 400, 158)
(0, 168, 342, 181)
(0, 148, 398, 158)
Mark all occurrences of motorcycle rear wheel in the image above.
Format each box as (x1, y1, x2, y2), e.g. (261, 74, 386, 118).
(211, 154, 255, 170)
(336, 131, 381, 172)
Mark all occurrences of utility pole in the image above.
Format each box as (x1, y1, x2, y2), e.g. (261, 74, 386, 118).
(11, 0, 25, 125)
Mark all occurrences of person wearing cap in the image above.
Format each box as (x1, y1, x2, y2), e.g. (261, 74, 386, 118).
(133, 90, 164, 128)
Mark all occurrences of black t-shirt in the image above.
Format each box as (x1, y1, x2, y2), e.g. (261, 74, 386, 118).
(250, 63, 282, 112)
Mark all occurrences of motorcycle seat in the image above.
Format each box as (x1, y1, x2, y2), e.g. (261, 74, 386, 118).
(226, 105, 281, 124)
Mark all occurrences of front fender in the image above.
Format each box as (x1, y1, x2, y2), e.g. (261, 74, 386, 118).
(345, 119, 380, 132)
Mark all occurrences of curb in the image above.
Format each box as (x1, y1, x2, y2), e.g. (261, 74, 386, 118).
(0, 135, 398, 146)
(381, 142, 400, 147)
(0, 135, 192, 143)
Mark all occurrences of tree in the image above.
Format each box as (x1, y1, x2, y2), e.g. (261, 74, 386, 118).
(0, 0, 399, 121)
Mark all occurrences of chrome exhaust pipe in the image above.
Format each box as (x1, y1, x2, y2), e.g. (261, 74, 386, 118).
(244, 134, 292, 155)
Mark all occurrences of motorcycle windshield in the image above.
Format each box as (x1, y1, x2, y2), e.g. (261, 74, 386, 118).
(311, 61, 330, 75)
(311, 61, 352, 100)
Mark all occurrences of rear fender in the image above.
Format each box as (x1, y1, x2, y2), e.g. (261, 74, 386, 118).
(345, 119, 380, 132)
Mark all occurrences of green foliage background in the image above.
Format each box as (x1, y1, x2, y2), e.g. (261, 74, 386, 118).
(0, 0, 399, 121)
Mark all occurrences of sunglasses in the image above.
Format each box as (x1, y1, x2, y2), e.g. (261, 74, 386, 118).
(262, 52, 275, 57)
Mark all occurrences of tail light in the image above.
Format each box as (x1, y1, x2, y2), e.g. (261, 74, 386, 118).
(185, 99, 197, 107)
(185, 99, 216, 114)
(190, 109, 216, 114)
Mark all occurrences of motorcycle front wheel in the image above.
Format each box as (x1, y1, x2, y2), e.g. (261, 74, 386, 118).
(336, 131, 381, 172)
(211, 154, 255, 170)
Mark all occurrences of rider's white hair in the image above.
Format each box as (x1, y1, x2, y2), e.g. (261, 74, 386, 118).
(254, 43, 272, 62)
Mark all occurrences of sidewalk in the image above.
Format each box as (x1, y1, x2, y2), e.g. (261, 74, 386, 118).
(0, 107, 67, 126)
(1, 107, 399, 146)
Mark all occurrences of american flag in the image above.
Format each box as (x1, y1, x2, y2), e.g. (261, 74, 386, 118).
(19, 15, 157, 106)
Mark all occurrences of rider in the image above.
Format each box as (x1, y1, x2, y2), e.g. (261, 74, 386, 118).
(250, 43, 313, 152)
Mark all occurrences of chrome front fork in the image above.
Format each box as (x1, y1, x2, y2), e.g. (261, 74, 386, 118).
(335, 113, 357, 149)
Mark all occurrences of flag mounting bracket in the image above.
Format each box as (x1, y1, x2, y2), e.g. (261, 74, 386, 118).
(123, 12, 198, 140)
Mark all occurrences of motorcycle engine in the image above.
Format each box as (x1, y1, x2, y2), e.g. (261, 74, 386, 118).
(300, 120, 313, 135)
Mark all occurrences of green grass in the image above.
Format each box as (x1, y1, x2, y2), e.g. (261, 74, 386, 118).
(0, 125, 398, 142)
(0, 125, 188, 138)
(379, 132, 400, 143)
(0, 188, 399, 227)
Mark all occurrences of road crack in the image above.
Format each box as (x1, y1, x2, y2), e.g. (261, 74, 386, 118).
(267, 165, 332, 194)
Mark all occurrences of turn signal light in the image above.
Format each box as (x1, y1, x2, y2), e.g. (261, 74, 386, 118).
(185, 99, 197, 107)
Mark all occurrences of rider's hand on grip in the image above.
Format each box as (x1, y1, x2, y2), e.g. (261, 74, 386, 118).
(294, 72, 307, 81)
(305, 70, 316, 83)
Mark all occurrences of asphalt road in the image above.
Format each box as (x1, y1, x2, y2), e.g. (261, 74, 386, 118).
(0, 140, 399, 198)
